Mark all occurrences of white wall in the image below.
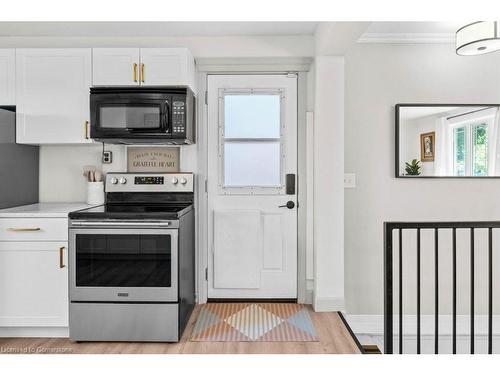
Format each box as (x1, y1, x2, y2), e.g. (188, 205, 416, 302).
(401, 116, 438, 176)
(345, 43, 500, 315)
(39, 144, 197, 202)
(313, 56, 345, 311)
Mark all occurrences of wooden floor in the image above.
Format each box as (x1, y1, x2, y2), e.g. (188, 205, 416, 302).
(0, 305, 361, 354)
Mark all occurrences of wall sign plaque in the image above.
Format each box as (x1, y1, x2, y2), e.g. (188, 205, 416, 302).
(127, 147, 180, 172)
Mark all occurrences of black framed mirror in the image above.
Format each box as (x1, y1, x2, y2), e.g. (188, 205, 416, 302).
(396, 104, 500, 178)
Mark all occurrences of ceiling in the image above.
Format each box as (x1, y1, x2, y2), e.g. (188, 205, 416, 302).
(400, 106, 488, 121)
(0, 22, 319, 37)
(0, 21, 469, 43)
(400, 106, 460, 121)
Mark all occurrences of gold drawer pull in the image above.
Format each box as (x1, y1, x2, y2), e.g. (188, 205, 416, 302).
(84, 121, 89, 139)
(8, 227, 41, 232)
(133, 63, 138, 82)
(140, 63, 145, 83)
(59, 246, 65, 269)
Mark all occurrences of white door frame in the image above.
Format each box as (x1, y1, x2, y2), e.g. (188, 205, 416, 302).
(195, 58, 312, 304)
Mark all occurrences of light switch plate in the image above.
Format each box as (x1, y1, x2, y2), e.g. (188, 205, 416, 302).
(344, 173, 356, 188)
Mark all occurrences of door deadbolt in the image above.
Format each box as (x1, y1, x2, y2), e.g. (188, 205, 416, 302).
(279, 201, 295, 209)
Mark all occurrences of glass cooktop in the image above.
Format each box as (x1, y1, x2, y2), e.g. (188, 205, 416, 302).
(69, 202, 193, 220)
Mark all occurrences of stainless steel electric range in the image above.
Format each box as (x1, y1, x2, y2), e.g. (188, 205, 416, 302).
(68, 172, 195, 342)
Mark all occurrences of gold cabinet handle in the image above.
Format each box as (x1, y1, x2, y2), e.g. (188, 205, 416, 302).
(8, 227, 41, 232)
(133, 63, 138, 82)
(140, 63, 145, 83)
(59, 246, 65, 268)
(84, 120, 89, 139)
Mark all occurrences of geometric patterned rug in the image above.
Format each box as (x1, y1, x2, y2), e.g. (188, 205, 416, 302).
(190, 303, 319, 342)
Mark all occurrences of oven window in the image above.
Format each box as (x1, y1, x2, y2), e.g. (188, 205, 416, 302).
(99, 105, 161, 129)
(75, 234, 172, 287)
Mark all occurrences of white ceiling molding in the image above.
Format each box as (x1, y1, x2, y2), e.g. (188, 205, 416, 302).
(357, 32, 455, 44)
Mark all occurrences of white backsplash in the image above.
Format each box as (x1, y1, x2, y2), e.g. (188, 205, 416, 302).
(39, 143, 197, 202)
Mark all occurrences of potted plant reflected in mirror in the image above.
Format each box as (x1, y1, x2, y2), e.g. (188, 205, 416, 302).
(405, 159, 421, 176)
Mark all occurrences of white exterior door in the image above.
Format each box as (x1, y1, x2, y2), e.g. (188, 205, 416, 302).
(207, 74, 298, 299)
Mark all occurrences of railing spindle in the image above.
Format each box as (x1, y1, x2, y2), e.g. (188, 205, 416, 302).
(435, 228, 439, 354)
(417, 228, 421, 354)
(470, 228, 475, 354)
(488, 228, 493, 354)
(384, 224, 394, 354)
(399, 227, 403, 355)
(452, 228, 457, 354)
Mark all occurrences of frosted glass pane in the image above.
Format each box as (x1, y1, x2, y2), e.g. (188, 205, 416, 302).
(224, 142, 281, 187)
(224, 95, 280, 138)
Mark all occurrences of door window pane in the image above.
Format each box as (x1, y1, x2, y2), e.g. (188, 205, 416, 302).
(224, 94, 280, 138)
(454, 127, 466, 176)
(472, 123, 488, 176)
(100, 105, 160, 129)
(224, 142, 281, 187)
(75, 234, 171, 287)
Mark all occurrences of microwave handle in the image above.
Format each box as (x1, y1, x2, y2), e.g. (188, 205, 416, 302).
(163, 101, 171, 134)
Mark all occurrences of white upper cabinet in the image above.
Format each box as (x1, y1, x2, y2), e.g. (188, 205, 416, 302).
(92, 48, 140, 86)
(0, 49, 15, 105)
(16, 49, 92, 144)
(92, 48, 196, 91)
(139, 48, 196, 90)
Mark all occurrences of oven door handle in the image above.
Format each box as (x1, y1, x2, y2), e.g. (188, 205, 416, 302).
(70, 221, 172, 228)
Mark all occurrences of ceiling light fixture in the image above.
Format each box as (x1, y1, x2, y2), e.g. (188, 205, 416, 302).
(456, 21, 500, 55)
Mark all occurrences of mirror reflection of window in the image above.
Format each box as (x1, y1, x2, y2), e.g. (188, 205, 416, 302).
(398, 105, 500, 177)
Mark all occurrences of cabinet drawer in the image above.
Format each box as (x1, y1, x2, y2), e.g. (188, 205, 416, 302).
(0, 218, 68, 241)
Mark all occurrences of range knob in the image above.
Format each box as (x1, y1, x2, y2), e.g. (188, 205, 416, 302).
(110, 177, 118, 184)
(171, 177, 179, 185)
(119, 177, 127, 184)
(180, 177, 188, 185)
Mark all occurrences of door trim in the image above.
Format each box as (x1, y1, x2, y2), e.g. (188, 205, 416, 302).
(196, 67, 310, 304)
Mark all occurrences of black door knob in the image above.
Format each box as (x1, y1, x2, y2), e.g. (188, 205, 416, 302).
(279, 201, 295, 209)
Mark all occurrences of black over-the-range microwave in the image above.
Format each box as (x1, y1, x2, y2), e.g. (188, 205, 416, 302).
(90, 87, 195, 144)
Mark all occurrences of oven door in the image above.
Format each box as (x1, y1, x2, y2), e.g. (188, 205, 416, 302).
(69, 227, 178, 302)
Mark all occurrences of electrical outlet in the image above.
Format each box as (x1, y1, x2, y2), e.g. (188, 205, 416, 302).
(344, 173, 356, 188)
(102, 151, 113, 164)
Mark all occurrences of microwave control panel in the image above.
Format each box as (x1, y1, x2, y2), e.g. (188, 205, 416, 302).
(172, 100, 186, 135)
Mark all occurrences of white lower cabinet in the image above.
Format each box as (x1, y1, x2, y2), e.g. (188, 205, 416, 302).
(0, 215, 70, 331)
(0, 241, 68, 326)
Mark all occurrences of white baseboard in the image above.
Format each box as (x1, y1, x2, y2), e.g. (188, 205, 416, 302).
(346, 314, 500, 336)
(304, 289, 313, 305)
(0, 327, 69, 338)
(313, 297, 345, 312)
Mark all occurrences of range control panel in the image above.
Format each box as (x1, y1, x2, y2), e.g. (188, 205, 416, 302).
(172, 100, 186, 135)
(134, 176, 164, 185)
(106, 173, 194, 193)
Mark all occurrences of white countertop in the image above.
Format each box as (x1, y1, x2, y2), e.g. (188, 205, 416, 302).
(0, 203, 94, 218)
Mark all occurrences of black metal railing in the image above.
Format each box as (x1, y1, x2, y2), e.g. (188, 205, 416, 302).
(384, 221, 497, 354)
